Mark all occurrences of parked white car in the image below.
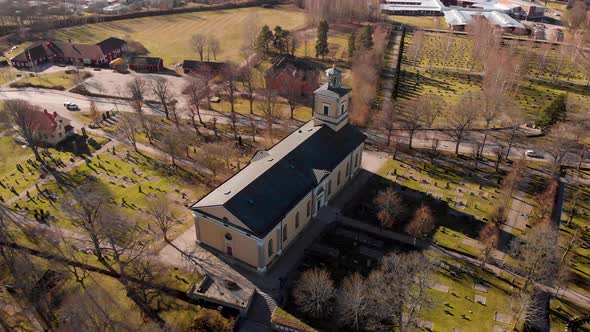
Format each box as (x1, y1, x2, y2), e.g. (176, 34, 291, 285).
(64, 102, 80, 111)
(525, 150, 544, 159)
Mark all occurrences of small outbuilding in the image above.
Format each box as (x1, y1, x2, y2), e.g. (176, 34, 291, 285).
(182, 60, 226, 77)
(128, 56, 164, 72)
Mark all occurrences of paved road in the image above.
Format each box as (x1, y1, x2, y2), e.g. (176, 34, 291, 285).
(1, 87, 588, 168)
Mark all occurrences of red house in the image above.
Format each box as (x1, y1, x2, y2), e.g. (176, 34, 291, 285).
(265, 56, 320, 96)
(10, 37, 126, 69)
(128, 56, 164, 72)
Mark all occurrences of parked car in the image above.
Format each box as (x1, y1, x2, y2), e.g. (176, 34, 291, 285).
(64, 102, 80, 111)
(525, 150, 544, 159)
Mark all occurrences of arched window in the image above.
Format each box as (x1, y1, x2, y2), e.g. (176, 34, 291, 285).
(282, 224, 288, 241)
(268, 239, 273, 257)
(295, 212, 300, 229)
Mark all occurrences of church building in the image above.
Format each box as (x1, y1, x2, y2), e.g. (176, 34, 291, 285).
(191, 66, 366, 272)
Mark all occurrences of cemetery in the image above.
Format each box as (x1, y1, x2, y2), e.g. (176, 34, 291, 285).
(341, 148, 516, 257)
(287, 221, 515, 331)
(11, 145, 207, 236)
(400, 31, 590, 121)
(0, 132, 108, 204)
(559, 168, 590, 300)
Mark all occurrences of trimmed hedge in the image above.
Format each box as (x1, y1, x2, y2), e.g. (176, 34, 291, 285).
(8, 82, 65, 90)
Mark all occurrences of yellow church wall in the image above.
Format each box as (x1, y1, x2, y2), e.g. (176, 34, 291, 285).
(198, 215, 259, 268)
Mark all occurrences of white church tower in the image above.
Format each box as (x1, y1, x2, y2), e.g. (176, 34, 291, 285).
(313, 65, 352, 132)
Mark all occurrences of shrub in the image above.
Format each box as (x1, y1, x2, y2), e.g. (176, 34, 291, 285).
(8, 82, 65, 90)
(188, 309, 234, 332)
(535, 93, 567, 130)
(126, 40, 149, 56)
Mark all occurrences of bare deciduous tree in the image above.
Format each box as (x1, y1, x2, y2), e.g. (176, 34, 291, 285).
(63, 181, 167, 328)
(422, 93, 445, 129)
(258, 84, 282, 144)
(408, 30, 425, 68)
(293, 268, 336, 319)
(509, 222, 559, 292)
(375, 104, 396, 147)
(119, 114, 140, 152)
(545, 122, 581, 176)
(239, 61, 257, 114)
(1, 99, 44, 162)
(192, 34, 207, 61)
(400, 99, 426, 149)
(405, 204, 435, 239)
(366, 252, 436, 332)
(478, 223, 499, 266)
(207, 37, 221, 61)
(150, 77, 173, 120)
(281, 78, 301, 119)
(448, 93, 477, 155)
(336, 273, 368, 331)
(160, 130, 184, 167)
(373, 187, 404, 228)
(510, 289, 544, 331)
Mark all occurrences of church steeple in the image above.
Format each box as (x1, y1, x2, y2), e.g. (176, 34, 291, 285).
(312, 65, 351, 132)
(326, 65, 342, 89)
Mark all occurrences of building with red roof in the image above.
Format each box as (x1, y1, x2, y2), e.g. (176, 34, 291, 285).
(11, 37, 126, 69)
(25, 109, 74, 146)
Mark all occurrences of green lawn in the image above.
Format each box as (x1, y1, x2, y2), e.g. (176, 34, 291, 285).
(374, 152, 512, 258)
(398, 66, 590, 122)
(376, 156, 500, 221)
(400, 31, 590, 121)
(11, 70, 91, 89)
(0, 135, 108, 202)
(549, 297, 590, 332)
(53, 5, 306, 65)
(12, 145, 207, 234)
(559, 169, 590, 300)
(211, 97, 313, 122)
(389, 15, 446, 29)
(418, 253, 514, 331)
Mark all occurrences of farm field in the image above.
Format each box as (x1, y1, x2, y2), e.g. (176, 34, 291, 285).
(54, 5, 306, 65)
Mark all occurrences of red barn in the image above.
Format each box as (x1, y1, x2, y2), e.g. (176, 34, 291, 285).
(128, 57, 164, 72)
(265, 56, 320, 96)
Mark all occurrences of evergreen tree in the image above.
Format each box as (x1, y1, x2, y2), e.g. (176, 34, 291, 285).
(315, 20, 329, 60)
(536, 93, 567, 130)
(358, 25, 374, 50)
(256, 25, 273, 54)
(273, 26, 289, 54)
(347, 32, 356, 59)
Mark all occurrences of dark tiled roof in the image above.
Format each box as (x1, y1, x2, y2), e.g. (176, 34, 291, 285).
(267, 56, 320, 79)
(220, 124, 365, 238)
(49, 41, 105, 60)
(129, 56, 162, 66)
(96, 37, 126, 54)
(11, 37, 126, 64)
(11, 43, 50, 62)
(315, 83, 351, 98)
(182, 60, 226, 72)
